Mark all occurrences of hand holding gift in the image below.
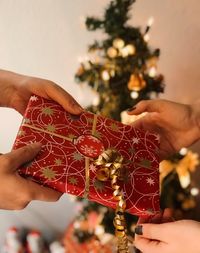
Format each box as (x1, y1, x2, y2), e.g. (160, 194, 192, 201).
(127, 99, 200, 160)
(0, 69, 83, 210)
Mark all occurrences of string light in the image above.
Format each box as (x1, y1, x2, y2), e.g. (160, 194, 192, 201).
(191, 187, 199, 196)
(148, 66, 157, 77)
(143, 33, 150, 42)
(147, 16, 154, 27)
(101, 70, 110, 81)
(130, 91, 139, 99)
(179, 147, 188, 156)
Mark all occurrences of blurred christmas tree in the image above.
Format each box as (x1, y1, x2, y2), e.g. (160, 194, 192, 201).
(72, 0, 199, 245)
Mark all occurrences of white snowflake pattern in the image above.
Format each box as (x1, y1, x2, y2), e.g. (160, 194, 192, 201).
(90, 164, 97, 173)
(132, 137, 140, 144)
(80, 144, 98, 157)
(146, 177, 155, 186)
(30, 95, 38, 102)
(154, 134, 160, 141)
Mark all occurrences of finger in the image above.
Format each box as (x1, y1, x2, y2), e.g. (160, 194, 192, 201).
(2, 143, 42, 171)
(127, 100, 162, 115)
(131, 113, 161, 133)
(135, 223, 168, 242)
(19, 177, 62, 202)
(135, 236, 165, 253)
(32, 81, 84, 114)
(45, 83, 84, 114)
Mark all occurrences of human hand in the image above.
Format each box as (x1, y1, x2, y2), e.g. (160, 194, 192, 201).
(134, 218, 200, 253)
(127, 99, 200, 159)
(0, 69, 83, 114)
(0, 142, 61, 210)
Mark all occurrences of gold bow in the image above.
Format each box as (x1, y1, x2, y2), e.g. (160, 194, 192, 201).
(94, 149, 130, 253)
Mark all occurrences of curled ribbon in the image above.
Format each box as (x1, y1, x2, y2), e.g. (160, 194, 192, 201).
(94, 149, 130, 253)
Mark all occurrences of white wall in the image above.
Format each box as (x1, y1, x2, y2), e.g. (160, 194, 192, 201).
(0, 0, 199, 245)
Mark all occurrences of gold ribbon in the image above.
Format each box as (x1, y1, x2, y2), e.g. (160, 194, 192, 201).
(23, 114, 98, 199)
(94, 149, 130, 253)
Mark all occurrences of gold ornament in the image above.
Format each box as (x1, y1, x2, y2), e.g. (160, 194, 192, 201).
(113, 38, 125, 49)
(120, 44, 136, 58)
(159, 150, 199, 188)
(107, 47, 118, 58)
(128, 74, 146, 91)
(120, 47, 129, 58)
(94, 149, 130, 253)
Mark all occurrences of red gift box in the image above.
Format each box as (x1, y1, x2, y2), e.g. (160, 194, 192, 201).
(13, 95, 160, 216)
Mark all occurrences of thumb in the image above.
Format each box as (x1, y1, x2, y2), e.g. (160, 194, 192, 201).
(127, 100, 161, 115)
(3, 143, 42, 171)
(135, 223, 168, 241)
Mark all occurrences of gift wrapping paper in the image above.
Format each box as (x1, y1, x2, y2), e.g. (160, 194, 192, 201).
(13, 95, 160, 216)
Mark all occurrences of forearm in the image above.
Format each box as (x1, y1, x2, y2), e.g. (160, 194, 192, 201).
(0, 69, 25, 107)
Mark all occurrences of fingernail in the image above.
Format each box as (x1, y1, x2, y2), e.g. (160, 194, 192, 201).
(135, 225, 143, 235)
(127, 106, 136, 112)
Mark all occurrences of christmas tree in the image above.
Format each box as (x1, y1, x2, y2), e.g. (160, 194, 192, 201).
(72, 0, 199, 245)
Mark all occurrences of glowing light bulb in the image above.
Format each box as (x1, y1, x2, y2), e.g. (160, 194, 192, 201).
(147, 16, 154, 27)
(191, 187, 199, 196)
(101, 70, 110, 81)
(148, 66, 157, 77)
(130, 91, 139, 99)
(179, 147, 188, 156)
(143, 33, 150, 42)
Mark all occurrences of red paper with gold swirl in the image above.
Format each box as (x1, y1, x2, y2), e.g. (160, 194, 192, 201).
(13, 95, 160, 216)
